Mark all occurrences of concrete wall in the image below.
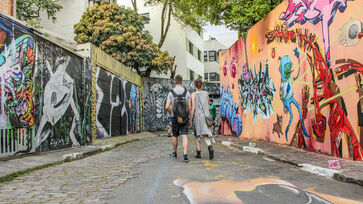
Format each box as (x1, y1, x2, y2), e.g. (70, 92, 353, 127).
(143, 77, 220, 131)
(219, 0, 363, 160)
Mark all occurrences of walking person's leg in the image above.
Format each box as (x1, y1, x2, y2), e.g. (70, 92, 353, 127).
(171, 119, 179, 158)
(203, 135, 214, 160)
(195, 137, 201, 158)
(181, 122, 190, 162)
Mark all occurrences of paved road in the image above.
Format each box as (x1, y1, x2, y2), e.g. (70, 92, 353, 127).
(0, 135, 362, 204)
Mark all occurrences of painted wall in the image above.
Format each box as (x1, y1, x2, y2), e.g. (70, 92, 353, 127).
(96, 66, 141, 138)
(143, 77, 220, 131)
(220, 0, 363, 160)
(0, 13, 92, 157)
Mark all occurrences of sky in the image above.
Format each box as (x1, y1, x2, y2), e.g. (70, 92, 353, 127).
(203, 23, 238, 48)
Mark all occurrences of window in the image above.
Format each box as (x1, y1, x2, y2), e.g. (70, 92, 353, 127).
(209, 51, 216, 61)
(189, 42, 194, 55)
(204, 51, 208, 62)
(209, 72, 220, 81)
(198, 50, 201, 61)
(190, 70, 194, 81)
(204, 73, 209, 81)
(140, 13, 150, 24)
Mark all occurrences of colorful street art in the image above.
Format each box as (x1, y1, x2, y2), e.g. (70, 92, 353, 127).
(174, 178, 362, 204)
(219, 0, 363, 160)
(0, 13, 93, 157)
(221, 87, 242, 136)
(238, 60, 276, 122)
(96, 66, 141, 138)
(143, 78, 220, 132)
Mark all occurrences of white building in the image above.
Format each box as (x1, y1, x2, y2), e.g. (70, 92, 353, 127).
(203, 38, 227, 83)
(39, 0, 225, 81)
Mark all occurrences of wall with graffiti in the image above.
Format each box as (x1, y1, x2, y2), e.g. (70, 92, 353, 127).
(96, 66, 141, 138)
(0, 13, 92, 157)
(220, 0, 363, 160)
(143, 77, 220, 131)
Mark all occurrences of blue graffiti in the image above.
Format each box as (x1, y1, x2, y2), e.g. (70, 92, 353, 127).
(220, 87, 243, 137)
(279, 50, 309, 141)
(238, 60, 276, 122)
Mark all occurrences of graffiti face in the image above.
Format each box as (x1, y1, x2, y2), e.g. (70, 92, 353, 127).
(280, 0, 348, 66)
(339, 19, 363, 47)
(238, 60, 276, 122)
(43, 57, 73, 125)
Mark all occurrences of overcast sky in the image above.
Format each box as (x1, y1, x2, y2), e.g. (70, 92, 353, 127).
(203, 24, 238, 48)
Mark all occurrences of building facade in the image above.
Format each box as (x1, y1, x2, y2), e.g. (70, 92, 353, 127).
(0, 0, 15, 17)
(203, 39, 227, 83)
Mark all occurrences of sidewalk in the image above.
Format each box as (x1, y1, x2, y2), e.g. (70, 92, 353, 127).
(216, 135, 363, 186)
(0, 132, 159, 182)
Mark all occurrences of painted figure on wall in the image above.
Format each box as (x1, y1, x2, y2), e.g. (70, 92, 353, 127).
(278, 50, 309, 140)
(221, 86, 242, 137)
(35, 56, 80, 147)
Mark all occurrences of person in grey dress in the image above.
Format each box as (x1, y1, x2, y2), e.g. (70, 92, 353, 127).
(189, 78, 214, 160)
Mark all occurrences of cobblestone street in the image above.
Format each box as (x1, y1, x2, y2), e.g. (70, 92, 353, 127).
(0, 136, 170, 203)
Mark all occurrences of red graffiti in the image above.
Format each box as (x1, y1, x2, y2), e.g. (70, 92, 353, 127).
(266, 27, 363, 160)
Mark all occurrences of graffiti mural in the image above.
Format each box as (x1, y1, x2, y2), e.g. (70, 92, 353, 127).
(96, 66, 140, 138)
(219, 0, 363, 160)
(174, 178, 362, 204)
(220, 87, 242, 137)
(238, 60, 276, 122)
(0, 13, 92, 157)
(143, 77, 220, 132)
(34, 39, 92, 152)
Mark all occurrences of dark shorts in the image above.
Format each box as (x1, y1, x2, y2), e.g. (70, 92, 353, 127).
(171, 117, 188, 137)
(167, 117, 172, 123)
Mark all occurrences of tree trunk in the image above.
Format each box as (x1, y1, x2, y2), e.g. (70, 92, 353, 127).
(158, 2, 172, 48)
(145, 68, 152, 77)
(169, 56, 176, 79)
(131, 0, 137, 12)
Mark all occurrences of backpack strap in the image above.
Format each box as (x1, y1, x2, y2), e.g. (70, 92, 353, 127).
(181, 88, 187, 97)
(171, 89, 178, 97)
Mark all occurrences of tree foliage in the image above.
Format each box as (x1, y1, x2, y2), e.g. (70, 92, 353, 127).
(187, 0, 283, 36)
(74, 3, 174, 77)
(16, 0, 63, 28)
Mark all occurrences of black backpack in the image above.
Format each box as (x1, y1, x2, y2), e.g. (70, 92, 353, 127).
(171, 88, 189, 124)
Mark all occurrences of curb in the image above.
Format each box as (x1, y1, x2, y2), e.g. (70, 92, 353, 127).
(219, 139, 363, 186)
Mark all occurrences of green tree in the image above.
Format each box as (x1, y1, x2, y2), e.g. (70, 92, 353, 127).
(74, 3, 174, 77)
(16, 0, 63, 28)
(187, 0, 283, 36)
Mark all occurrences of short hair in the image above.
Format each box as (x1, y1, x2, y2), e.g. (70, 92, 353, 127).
(194, 77, 203, 89)
(209, 99, 213, 103)
(174, 75, 183, 84)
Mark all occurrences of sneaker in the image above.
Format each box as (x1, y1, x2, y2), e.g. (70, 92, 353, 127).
(170, 152, 177, 158)
(208, 145, 214, 160)
(183, 154, 190, 163)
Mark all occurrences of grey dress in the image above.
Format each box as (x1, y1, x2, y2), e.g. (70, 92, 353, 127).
(193, 91, 212, 138)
